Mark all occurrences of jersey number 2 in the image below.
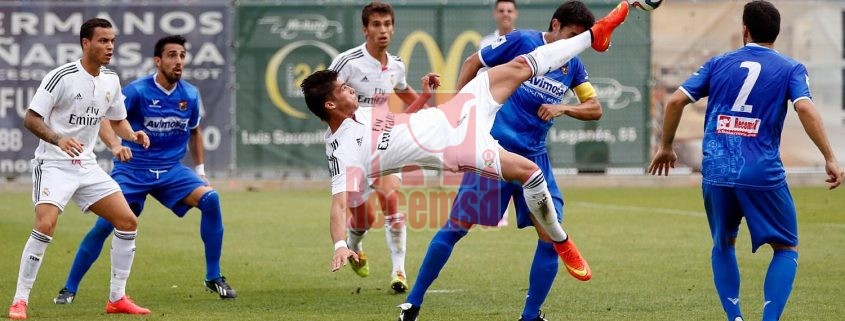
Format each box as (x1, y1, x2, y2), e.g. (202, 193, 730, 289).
(731, 61, 761, 113)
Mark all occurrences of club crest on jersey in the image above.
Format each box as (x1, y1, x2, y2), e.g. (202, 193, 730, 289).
(482, 149, 495, 168)
(149, 99, 161, 108)
(179, 100, 188, 111)
(105, 91, 111, 103)
(561, 64, 569, 75)
(716, 115, 760, 137)
(41, 188, 49, 197)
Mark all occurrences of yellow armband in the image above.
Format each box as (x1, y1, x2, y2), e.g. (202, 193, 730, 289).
(573, 83, 597, 103)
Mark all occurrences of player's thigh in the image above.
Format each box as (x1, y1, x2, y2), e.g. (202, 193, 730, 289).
(31, 160, 80, 213)
(372, 173, 402, 193)
(149, 164, 208, 217)
(87, 191, 136, 231)
(450, 171, 515, 226)
(736, 185, 798, 252)
(111, 166, 154, 216)
(702, 184, 743, 250)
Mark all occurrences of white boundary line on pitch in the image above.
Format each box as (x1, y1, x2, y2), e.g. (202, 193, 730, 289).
(569, 201, 705, 218)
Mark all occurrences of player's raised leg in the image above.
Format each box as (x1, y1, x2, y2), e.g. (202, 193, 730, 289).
(497, 149, 591, 281)
(88, 192, 150, 315)
(484, 0, 628, 104)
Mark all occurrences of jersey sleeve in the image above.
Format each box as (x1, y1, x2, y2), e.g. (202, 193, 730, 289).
(190, 94, 203, 129)
(328, 134, 365, 196)
(329, 54, 353, 82)
(393, 61, 409, 91)
(28, 69, 66, 117)
(478, 31, 526, 68)
(788, 63, 812, 104)
(104, 81, 127, 120)
(679, 58, 714, 102)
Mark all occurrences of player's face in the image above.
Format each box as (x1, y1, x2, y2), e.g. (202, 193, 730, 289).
(363, 13, 394, 50)
(155, 43, 187, 84)
(551, 24, 587, 42)
(329, 80, 358, 116)
(493, 2, 517, 31)
(83, 27, 115, 66)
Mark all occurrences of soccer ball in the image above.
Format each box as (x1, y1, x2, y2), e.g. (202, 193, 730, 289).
(626, 0, 663, 11)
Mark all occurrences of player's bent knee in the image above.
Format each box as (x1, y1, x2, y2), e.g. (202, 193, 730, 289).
(770, 243, 796, 252)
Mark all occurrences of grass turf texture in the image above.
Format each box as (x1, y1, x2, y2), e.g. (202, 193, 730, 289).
(0, 187, 842, 320)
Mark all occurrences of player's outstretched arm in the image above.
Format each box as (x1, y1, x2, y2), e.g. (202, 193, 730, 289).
(109, 119, 150, 149)
(649, 90, 693, 176)
(794, 99, 844, 189)
(537, 97, 602, 122)
(99, 119, 132, 162)
(456, 53, 484, 91)
(330, 192, 359, 272)
(404, 73, 441, 114)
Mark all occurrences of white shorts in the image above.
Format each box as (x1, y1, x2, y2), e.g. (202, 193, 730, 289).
(31, 159, 121, 213)
(440, 72, 503, 180)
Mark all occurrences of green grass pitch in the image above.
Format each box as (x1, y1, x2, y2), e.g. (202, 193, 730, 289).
(1, 186, 843, 320)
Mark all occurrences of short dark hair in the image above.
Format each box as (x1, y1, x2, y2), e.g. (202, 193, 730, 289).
(549, 1, 595, 32)
(362, 1, 394, 27)
(80, 18, 112, 47)
(743, 0, 780, 43)
(301, 70, 339, 122)
(154, 35, 187, 58)
(496, 0, 516, 7)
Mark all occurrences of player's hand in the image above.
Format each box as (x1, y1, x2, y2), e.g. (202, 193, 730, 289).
(538, 104, 566, 121)
(824, 160, 844, 190)
(331, 247, 359, 272)
(111, 145, 133, 162)
(648, 147, 677, 176)
(420, 73, 441, 95)
(132, 131, 150, 149)
(57, 137, 84, 157)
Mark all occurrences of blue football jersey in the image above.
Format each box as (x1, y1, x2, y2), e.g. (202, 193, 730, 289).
(119, 75, 202, 169)
(681, 44, 812, 189)
(479, 30, 590, 156)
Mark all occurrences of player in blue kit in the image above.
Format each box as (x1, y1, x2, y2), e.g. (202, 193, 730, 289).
(649, 1, 843, 321)
(399, 2, 603, 321)
(52, 35, 236, 305)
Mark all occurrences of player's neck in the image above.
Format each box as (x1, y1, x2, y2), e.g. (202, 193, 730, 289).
(79, 57, 101, 77)
(155, 73, 177, 91)
(365, 43, 389, 66)
(497, 27, 514, 36)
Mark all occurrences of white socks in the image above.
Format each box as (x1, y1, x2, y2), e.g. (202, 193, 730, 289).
(521, 31, 592, 77)
(521, 170, 568, 242)
(347, 228, 367, 254)
(13, 230, 52, 303)
(384, 213, 407, 275)
(110, 229, 137, 302)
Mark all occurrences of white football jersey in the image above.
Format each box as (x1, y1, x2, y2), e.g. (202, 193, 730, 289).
(329, 43, 408, 109)
(29, 60, 126, 161)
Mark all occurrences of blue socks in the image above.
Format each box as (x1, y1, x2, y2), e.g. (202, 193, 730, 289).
(762, 250, 798, 321)
(712, 246, 798, 321)
(406, 220, 468, 306)
(521, 240, 558, 320)
(197, 190, 224, 281)
(65, 217, 114, 293)
(712, 246, 742, 321)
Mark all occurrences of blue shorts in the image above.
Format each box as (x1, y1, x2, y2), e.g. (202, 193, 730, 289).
(112, 164, 207, 217)
(702, 183, 797, 253)
(450, 153, 563, 228)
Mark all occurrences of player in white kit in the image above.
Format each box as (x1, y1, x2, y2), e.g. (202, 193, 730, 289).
(302, 1, 630, 279)
(8, 18, 151, 320)
(328, 1, 425, 293)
